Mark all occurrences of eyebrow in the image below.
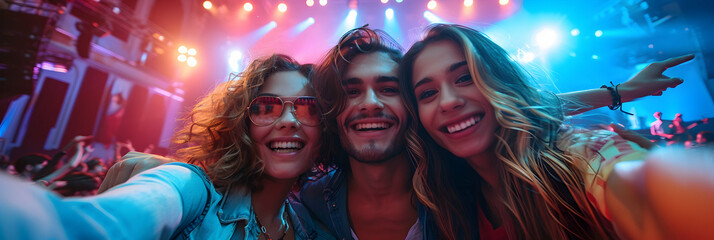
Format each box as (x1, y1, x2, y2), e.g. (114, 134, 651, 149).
(413, 78, 432, 90)
(342, 76, 398, 85)
(342, 78, 361, 86)
(450, 61, 468, 72)
(413, 61, 468, 89)
(376, 76, 399, 83)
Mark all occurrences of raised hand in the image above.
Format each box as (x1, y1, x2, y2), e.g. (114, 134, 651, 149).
(619, 54, 695, 101)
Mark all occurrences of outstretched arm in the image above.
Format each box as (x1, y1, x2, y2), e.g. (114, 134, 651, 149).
(604, 132, 714, 239)
(558, 55, 694, 115)
(0, 161, 209, 239)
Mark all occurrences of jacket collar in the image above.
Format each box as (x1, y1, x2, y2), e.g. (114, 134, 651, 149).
(324, 167, 346, 198)
(217, 183, 253, 224)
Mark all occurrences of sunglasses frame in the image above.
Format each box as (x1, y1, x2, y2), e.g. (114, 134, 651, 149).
(246, 96, 321, 127)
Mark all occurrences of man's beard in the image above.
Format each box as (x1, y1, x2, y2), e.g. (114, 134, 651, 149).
(339, 133, 405, 164)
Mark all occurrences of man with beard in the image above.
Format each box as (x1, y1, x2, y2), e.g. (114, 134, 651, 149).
(299, 26, 431, 240)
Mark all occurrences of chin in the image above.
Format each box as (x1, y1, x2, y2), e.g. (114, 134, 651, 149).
(265, 169, 304, 180)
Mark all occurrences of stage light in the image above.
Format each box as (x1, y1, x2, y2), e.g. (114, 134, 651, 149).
(242, 21, 279, 47)
(244, 2, 253, 12)
(595, 30, 603, 37)
(384, 8, 402, 42)
(306, 0, 314, 7)
(178, 54, 187, 62)
(290, 17, 316, 36)
(570, 28, 580, 36)
(592, 54, 599, 60)
(648, 44, 654, 48)
(187, 48, 197, 56)
(203, 1, 212, 10)
(178, 46, 187, 54)
(423, 11, 447, 23)
(517, 49, 535, 63)
(278, 3, 287, 12)
(499, 0, 509, 6)
(396, 0, 403, 2)
(381, 0, 389, 3)
(187, 57, 197, 67)
(535, 28, 560, 50)
(112, 7, 121, 14)
(427, 0, 437, 10)
(228, 50, 243, 72)
(348, 9, 357, 22)
(569, 52, 576, 57)
(464, 0, 473, 7)
(335, 10, 358, 37)
(319, 0, 327, 6)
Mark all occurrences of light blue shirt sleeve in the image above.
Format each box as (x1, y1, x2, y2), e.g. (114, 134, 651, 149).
(0, 162, 210, 240)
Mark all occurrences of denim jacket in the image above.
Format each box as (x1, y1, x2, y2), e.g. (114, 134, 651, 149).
(0, 152, 334, 240)
(298, 167, 438, 240)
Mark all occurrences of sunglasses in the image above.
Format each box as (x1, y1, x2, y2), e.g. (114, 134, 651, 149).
(247, 96, 320, 127)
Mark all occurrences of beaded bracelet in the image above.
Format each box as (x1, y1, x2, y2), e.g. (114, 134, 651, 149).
(600, 81, 633, 115)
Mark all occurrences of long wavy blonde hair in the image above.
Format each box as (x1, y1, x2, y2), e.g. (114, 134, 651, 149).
(172, 54, 317, 190)
(400, 24, 618, 239)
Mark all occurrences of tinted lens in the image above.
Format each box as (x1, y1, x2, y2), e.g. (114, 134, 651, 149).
(248, 96, 283, 126)
(293, 97, 320, 126)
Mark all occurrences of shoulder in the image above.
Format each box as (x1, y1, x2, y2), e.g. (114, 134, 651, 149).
(296, 169, 341, 231)
(300, 169, 338, 199)
(123, 151, 173, 162)
(288, 194, 338, 240)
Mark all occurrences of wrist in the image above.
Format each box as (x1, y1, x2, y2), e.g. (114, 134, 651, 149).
(616, 86, 635, 102)
(600, 82, 633, 115)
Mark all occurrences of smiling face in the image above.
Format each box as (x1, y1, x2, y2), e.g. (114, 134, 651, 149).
(411, 40, 498, 159)
(337, 51, 407, 163)
(249, 71, 320, 180)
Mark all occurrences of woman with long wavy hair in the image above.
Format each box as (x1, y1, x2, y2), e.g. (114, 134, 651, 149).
(0, 54, 334, 240)
(399, 24, 712, 239)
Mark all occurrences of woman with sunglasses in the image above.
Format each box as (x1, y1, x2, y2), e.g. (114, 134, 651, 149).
(0, 54, 334, 240)
(399, 24, 713, 239)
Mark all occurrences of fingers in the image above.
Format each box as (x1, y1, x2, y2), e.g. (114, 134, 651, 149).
(667, 78, 684, 88)
(661, 54, 695, 68)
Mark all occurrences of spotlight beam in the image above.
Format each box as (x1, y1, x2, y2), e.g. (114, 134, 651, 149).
(384, 8, 402, 42)
(289, 17, 316, 37)
(334, 10, 358, 38)
(240, 21, 278, 47)
(423, 11, 448, 24)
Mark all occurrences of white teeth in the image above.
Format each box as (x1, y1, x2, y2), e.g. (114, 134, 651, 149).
(355, 122, 390, 131)
(269, 141, 304, 150)
(446, 116, 481, 134)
